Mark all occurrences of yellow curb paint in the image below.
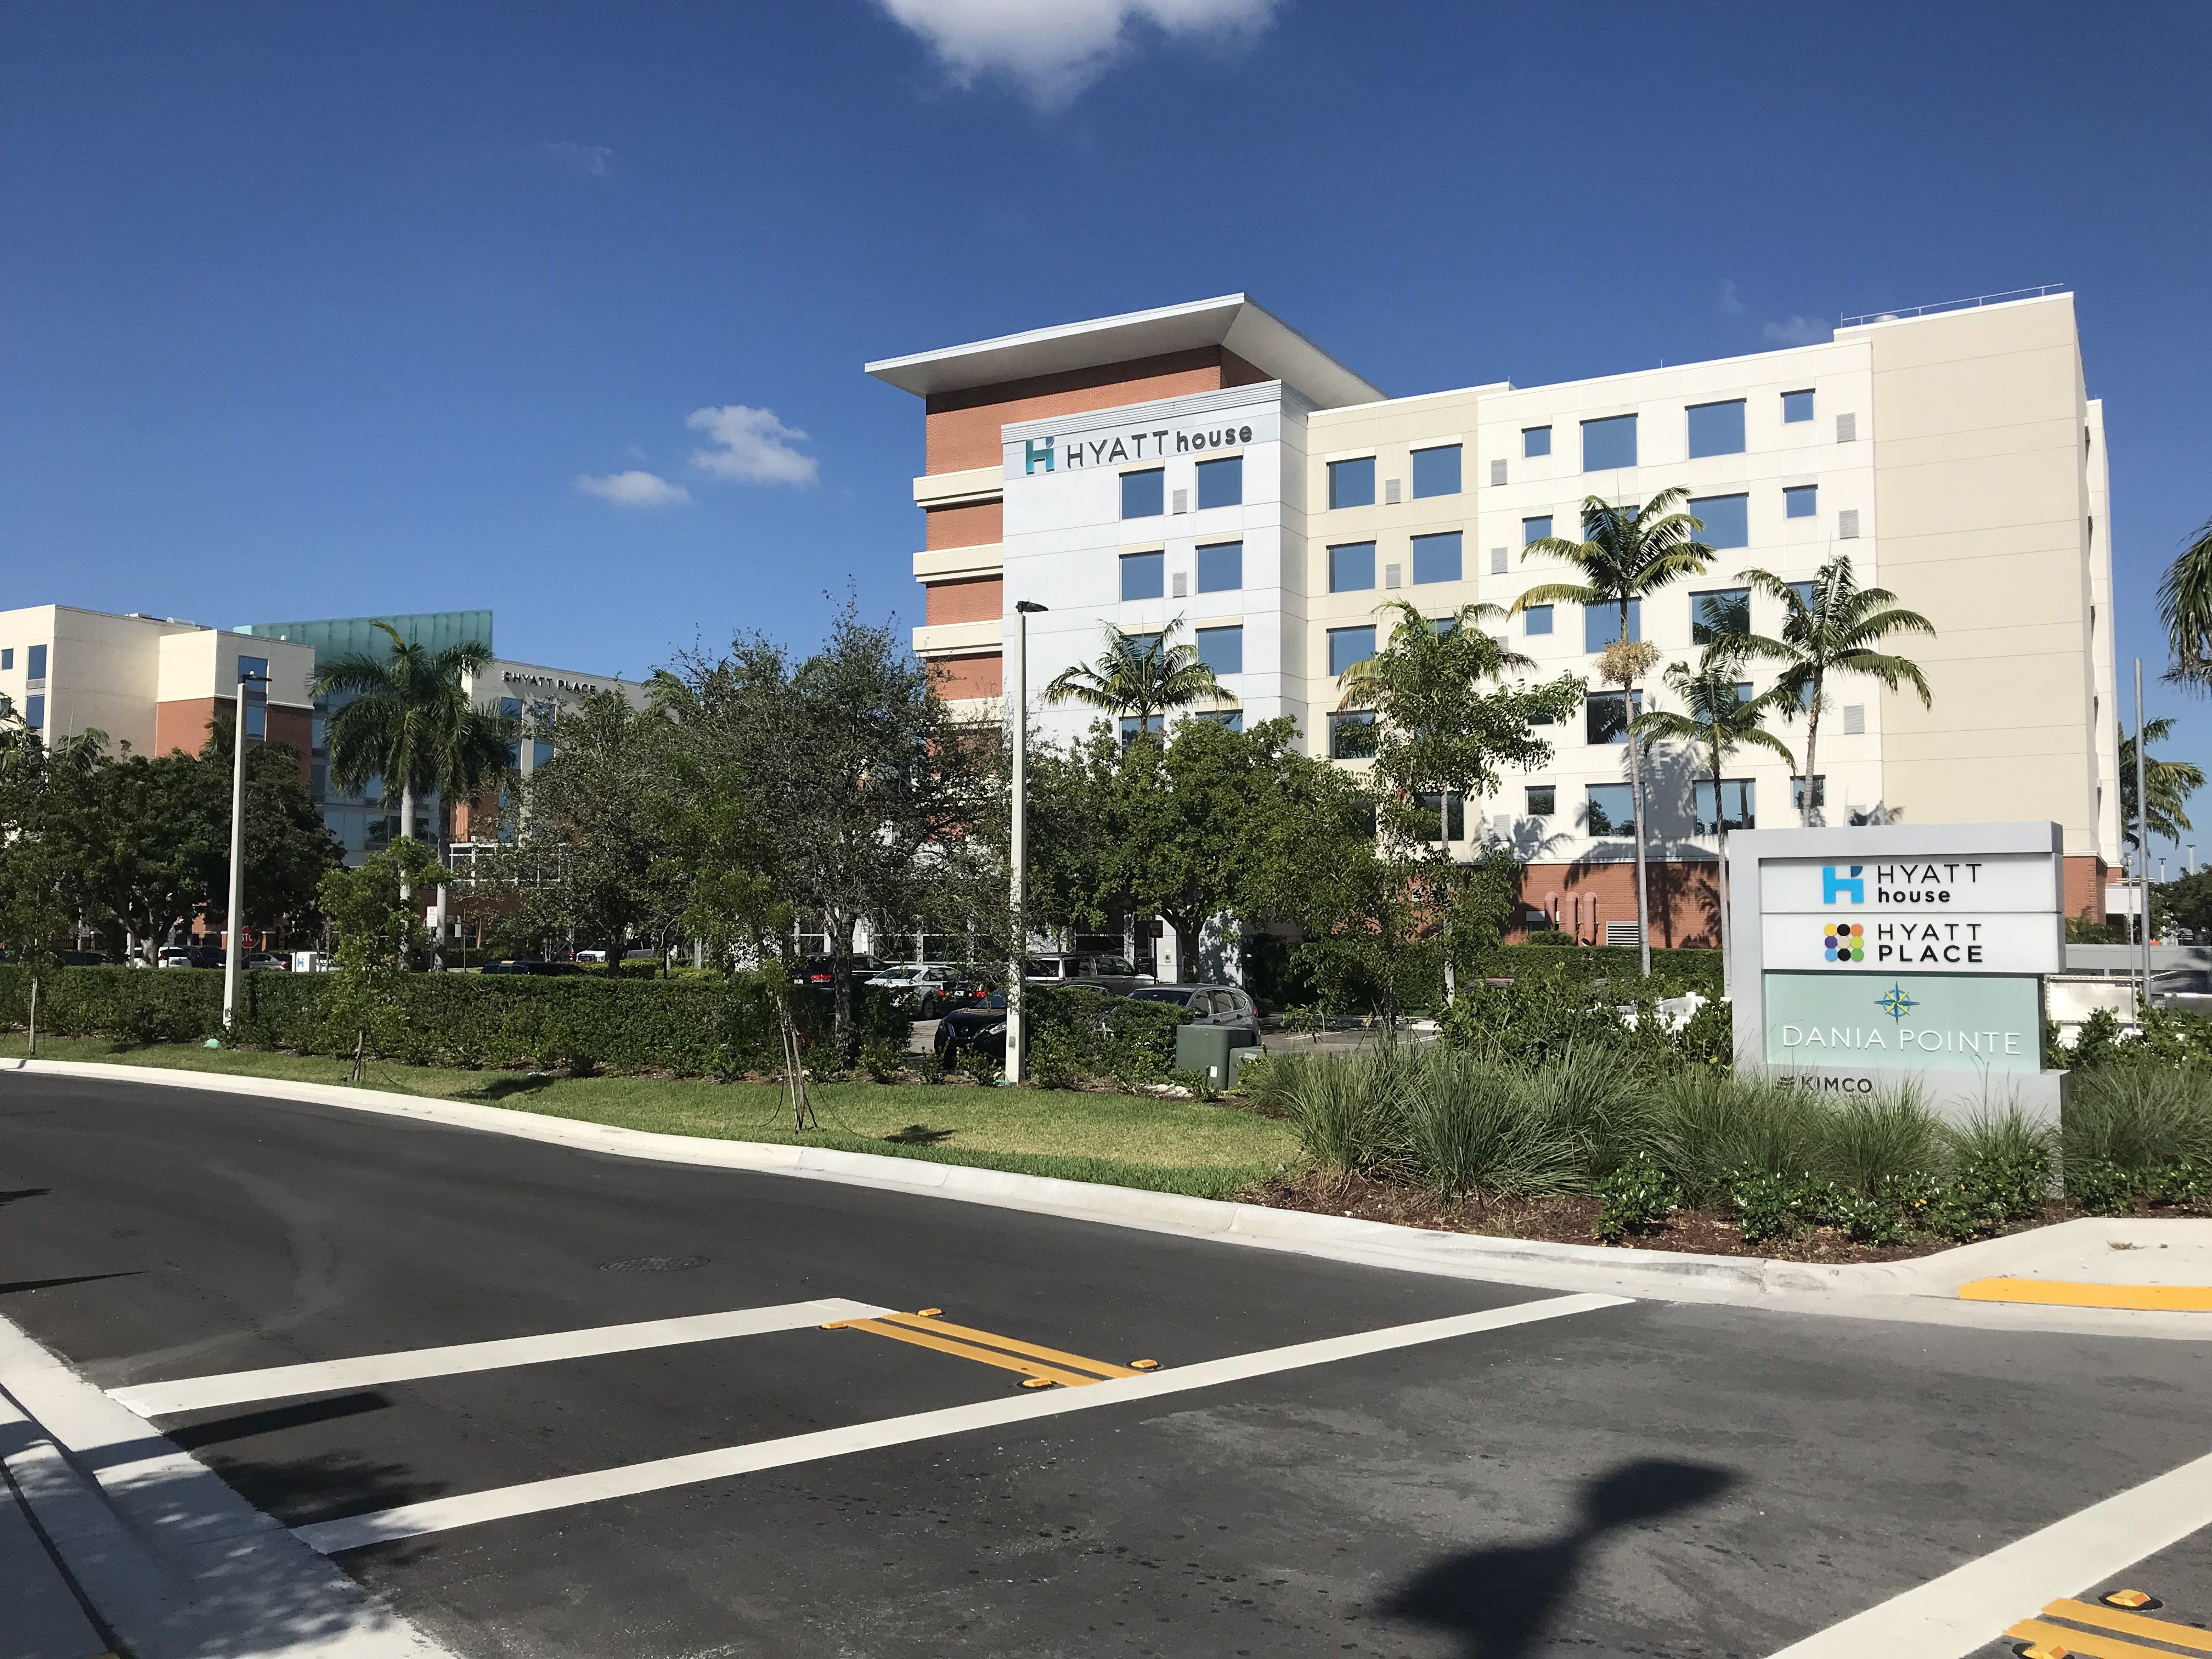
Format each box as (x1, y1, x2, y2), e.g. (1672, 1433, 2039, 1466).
(873, 1312, 1139, 1379)
(1959, 1278, 2212, 1312)
(2008, 1616, 2165, 1657)
(2045, 1597, 2212, 1652)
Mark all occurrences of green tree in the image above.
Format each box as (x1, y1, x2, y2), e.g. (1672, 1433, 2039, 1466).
(0, 710, 106, 1053)
(193, 724, 345, 949)
(1042, 619, 1226, 733)
(2117, 715, 2204, 853)
(2157, 514, 2212, 689)
(1516, 489, 1716, 974)
(1737, 555, 1935, 827)
(318, 840, 445, 1081)
(1630, 639, 1797, 990)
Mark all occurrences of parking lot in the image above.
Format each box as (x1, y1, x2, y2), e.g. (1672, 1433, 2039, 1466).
(5, 1070, 2212, 1657)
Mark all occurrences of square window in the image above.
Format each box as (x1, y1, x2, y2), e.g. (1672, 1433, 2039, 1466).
(1410, 444, 1462, 498)
(1585, 689, 1640, 744)
(1329, 541, 1376, 592)
(1121, 468, 1164, 518)
(1523, 426, 1552, 458)
(1693, 778, 1756, 834)
(1120, 551, 1164, 601)
(1328, 625, 1377, 676)
(1790, 579, 1817, 610)
(1119, 714, 1165, 742)
(1793, 775, 1826, 810)
(1329, 456, 1375, 509)
(1526, 785, 1556, 816)
(1687, 399, 1747, 458)
(1783, 389, 1815, 423)
(1522, 515, 1553, 545)
(25, 694, 44, 731)
(1328, 710, 1377, 759)
(0, 648, 11, 669)
(1586, 783, 1636, 836)
(1689, 492, 1749, 550)
(532, 738, 554, 769)
(27, 644, 47, 680)
(1692, 587, 1751, 644)
(1785, 484, 1818, 519)
(1525, 605, 1554, 636)
(1196, 455, 1242, 509)
(1584, 600, 1642, 651)
(1197, 541, 1243, 593)
(1413, 791, 1466, 842)
(1196, 625, 1244, 675)
(1197, 709, 1244, 732)
(1582, 414, 1638, 471)
(1412, 532, 1463, 584)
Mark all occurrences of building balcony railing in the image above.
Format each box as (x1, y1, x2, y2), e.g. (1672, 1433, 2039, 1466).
(1839, 285, 2064, 328)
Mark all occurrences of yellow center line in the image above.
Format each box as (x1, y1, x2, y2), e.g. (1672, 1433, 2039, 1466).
(1961, 1279, 2212, 1312)
(873, 1312, 1139, 1379)
(836, 1318, 1107, 1388)
(2043, 1598, 2212, 1652)
(2008, 1616, 2182, 1658)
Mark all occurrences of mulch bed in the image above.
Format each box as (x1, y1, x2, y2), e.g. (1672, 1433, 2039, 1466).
(1235, 1170, 2089, 1265)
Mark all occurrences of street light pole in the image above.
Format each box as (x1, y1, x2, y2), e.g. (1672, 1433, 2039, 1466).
(222, 669, 271, 1034)
(1006, 600, 1047, 1085)
(2136, 658, 2152, 1006)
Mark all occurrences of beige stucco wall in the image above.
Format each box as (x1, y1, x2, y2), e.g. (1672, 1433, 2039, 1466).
(1858, 295, 2101, 856)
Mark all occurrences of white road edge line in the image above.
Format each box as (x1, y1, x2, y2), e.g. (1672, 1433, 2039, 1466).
(297, 1291, 1629, 1554)
(1765, 1441, 2212, 1658)
(111, 1297, 890, 1418)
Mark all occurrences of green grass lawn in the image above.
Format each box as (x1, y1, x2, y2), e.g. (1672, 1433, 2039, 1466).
(0, 1036, 1304, 1200)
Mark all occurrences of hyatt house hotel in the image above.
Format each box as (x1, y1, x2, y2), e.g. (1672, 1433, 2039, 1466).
(865, 291, 2122, 948)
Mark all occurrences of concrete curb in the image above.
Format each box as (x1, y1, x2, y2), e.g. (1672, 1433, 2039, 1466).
(8, 1056, 2210, 1341)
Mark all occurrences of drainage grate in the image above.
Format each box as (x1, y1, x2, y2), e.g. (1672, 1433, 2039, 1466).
(597, 1255, 708, 1273)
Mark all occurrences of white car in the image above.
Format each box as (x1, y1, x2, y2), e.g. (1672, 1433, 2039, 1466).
(157, 946, 194, 969)
(867, 963, 962, 1015)
(574, 949, 610, 964)
(244, 952, 289, 972)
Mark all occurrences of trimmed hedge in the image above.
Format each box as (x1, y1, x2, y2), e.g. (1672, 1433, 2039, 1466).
(1483, 945, 1722, 998)
(0, 965, 905, 1079)
(1024, 983, 1193, 1087)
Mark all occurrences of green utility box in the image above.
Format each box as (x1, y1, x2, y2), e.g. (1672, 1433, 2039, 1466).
(1175, 1022, 1234, 1085)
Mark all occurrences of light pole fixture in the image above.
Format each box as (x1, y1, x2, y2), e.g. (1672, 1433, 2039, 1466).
(1006, 600, 1048, 1085)
(222, 667, 272, 1034)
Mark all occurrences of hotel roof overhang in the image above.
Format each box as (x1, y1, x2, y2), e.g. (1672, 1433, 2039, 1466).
(864, 294, 1384, 409)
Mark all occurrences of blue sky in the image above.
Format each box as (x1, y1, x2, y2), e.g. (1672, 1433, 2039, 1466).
(5, 1, 2210, 854)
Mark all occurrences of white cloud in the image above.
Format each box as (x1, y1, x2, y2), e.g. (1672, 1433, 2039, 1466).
(1764, 315, 1833, 347)
(1717, 278, 1745, 316)
(686, 405, 819, 487)
(874, 0, 1280, 107)
(577, 470, 691, 508)
(545, 140, 613, 177)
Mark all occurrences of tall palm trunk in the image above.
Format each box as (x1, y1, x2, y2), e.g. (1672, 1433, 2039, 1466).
(1798, 674, 1825, 826)
(1623, 601, 1652, 978)
(1708, 732, 1731, 1000)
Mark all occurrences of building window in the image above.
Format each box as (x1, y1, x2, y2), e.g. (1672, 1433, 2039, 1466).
(1525, 605, 1554, 636)
(0, 648, 11, 669)
(1783, 389, 1815, 424)
(1194, 709, 1243, 732)
(245, 704, 267, 738)
(1196, 455, 1242, 510)
(1119, 714, 1166, 743)
(1524, 426, 1552, 458)
(1329, 541, 1376, 592)
(1585, 690, 1640, 744)
(1410, 444, 1462, 498)
(1694, 778, 1756, 834)
(1692, 588, 1751, 644)
(1526, 785, 1556, 816)
(1412, 532, 1463, 585)
(1197, 541, 1243, 593)
(1838, 508, 1860, 539)
(1121, 468, 1165, 518)
(1328, 710, 1378, 759)
(1329, 625, 1377, 676)
(27, 644, 48, 682)
(1586, 783, 1636, 836)
(1792, 775, 1826, 811)
(1584, 600, 1642, 651)
(533, 738, 554, 769)
(1329, 456, 1375, 509)
(1687, 399, 1747, 458)
(1196, 625, 1244, 675)
(1413, 791, 1466, 842)
(1582, 414, 1638, 471)
(1120, 552, 1167, 601)
(1784, 484, 1818, 520)
(1522, 515, 1553, 545)
(1689, 492, 1749, 550)
(25, 694, 44, 730)
(1734, 681, 1755, 703)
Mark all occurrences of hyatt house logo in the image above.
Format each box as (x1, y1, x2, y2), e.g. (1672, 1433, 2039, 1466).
(1822, 865, 1864, 904)
(1023, 423, 1256, 474)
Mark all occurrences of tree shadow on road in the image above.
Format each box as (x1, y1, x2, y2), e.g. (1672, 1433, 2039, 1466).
(1379, 1457, 1739, 1658)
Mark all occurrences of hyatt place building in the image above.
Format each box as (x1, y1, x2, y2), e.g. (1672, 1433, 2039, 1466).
(865, 291, 2121, 948)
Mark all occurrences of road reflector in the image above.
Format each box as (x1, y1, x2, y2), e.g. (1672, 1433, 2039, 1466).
(916, 1308, 943, 1317)
(1021, 1378, 1053, 1389)
(1130, 1359, 1159, 1370)
(2102, 1591, 2158, 1609)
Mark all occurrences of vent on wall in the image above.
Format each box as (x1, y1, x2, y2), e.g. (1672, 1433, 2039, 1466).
(1838, 509, 1860, 539)
(1171, 573, 1188, 598)
(1171, 488, 1188, 514)
(1837, 413, 1858, 443)
(1490, 459, 1508, 486)
(1384, 478, 1402, 505)
(1490, 547, 1508, 574)
(1843, 705, 1866, 735)
(1605, 920, 1644, 948)
(1384, 563, 1403, 589)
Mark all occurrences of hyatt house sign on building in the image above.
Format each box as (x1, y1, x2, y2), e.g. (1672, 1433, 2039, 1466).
(1726, 822, 2067, 1120)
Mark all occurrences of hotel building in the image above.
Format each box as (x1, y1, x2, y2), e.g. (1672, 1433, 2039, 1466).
(867, 289, 2122, 945)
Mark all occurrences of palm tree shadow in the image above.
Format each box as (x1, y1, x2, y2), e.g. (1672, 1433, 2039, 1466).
(1379, 1458, 1738, 1659)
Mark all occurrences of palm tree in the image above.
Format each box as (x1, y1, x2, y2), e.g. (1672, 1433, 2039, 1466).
(315, 622, 508, 923)
(2158, 515, 2212, 689)
(1514, 489, 1715, 975)
(1737, 556, 1934, 826)
(1042, 619, 1224, 736)
(1630, 640, 1797, 993)
(2118, 716, 2204, 853)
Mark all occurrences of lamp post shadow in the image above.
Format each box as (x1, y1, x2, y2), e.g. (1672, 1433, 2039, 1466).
(1379, 1458, 1740, 1659)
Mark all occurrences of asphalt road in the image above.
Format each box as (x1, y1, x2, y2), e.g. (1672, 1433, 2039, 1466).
(3, 1069, 2211, 1658)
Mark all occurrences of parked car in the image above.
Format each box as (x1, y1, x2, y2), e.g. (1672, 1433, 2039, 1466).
(798, 955, 882, 990)
(1126, 983, 1262, 1046)
(933, 992, 1013, 1065)
(1025, 953, 1154, 995)
(481, 958, 589, 977)
(242, 951, 289, 972)
(573, 949, 610, 964)
(157, 946, 223, 969)
(868, 964, 967, 1017)
(59, 950, 110, 966)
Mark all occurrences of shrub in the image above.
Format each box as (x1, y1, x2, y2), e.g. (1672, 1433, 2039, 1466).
(2067, 1158, 2140, 1215)
(1651, 1070, 1822, 1207)
(1396, 1048, 1582, 1200)
(1523, 1041, 1656, 1181)
(2065, 1063, 2212, 1173)
(1822, 1092, 1944, 1196)
(1728, 1167, 1803, 1245)
(1021, 984, 1189, 1087)
(1593, 1154, 1681, 1241)
(1274, 1049, 1407, 1179)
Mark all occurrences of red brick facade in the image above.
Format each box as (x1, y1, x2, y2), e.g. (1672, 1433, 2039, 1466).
(923, 347, 1268, 474)
(924, 576, 1003, 627)
(925, 499, 1003, 549)
(1510, 859, 1724, 948)
(930, 652, 1003, 700)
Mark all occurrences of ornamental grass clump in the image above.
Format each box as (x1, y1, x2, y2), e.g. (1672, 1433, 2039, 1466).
(1396, 1048, 1582, 1200)
(1649, 1068, 1823, 1208)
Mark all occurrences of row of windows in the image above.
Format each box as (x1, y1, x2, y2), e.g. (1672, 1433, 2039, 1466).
(1122, 455, 1244, 519)
(1511, 391, 1830, 475)
(0, 645, 48, 678)
(1121, 543, 1244, 601)
(1117, 625, 1246, 676)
